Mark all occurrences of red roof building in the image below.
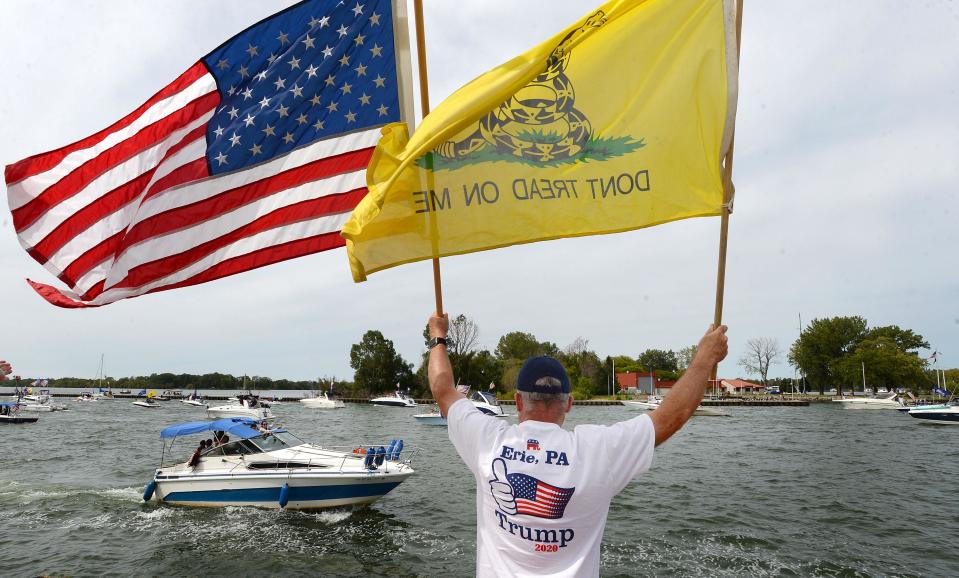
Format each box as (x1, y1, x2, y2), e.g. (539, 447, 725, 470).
(716, 378, 764, 393)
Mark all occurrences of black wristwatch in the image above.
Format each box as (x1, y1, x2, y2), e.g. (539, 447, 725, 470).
(428, 337, 449, 349)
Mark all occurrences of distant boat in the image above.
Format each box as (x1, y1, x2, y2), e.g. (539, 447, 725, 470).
(300, 391, 345, 409)
(413, 410, 447, 425)
(832, 363, 903, 409)
(623, 397, 728, 416)
(907, 401, 959, 425)
(207, 394, 274, 420)
(371, 390, 418, 408)
(133, 399, 161, 409)
(0, 402, 39, 424)
(134, 391, 161, 408)
(832, 393, 904, 410)
(180, 385, 206, 407)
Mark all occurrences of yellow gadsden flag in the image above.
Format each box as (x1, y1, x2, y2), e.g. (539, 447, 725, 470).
(343, 0, 740, 282)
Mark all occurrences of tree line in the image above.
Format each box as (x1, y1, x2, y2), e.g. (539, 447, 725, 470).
(7, 315, 949, 399)
(348, 315, 701, 399)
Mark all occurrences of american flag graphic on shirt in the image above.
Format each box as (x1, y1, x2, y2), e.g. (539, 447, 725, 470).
(507, 472, 575, 520)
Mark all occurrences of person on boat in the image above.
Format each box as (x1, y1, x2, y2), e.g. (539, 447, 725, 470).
(189, 440, 206, 467)
(426, 312, 728, 578)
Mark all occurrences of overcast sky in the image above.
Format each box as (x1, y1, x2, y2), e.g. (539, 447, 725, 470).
(2, 1, 957, 384)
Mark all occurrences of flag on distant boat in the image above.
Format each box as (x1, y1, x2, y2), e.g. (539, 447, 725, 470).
(5, 0, 412, 307)
(929, 351, 940, 363)
(933, 386, 949, 397)
(343, 0, 739, 281)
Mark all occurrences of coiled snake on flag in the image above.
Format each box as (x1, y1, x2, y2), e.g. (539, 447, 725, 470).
(435, 13, 605, 164)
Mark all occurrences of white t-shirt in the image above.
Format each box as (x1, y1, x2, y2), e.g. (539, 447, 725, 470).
(447, 398, 656, 578)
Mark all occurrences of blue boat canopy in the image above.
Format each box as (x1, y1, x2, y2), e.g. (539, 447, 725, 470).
(0, 401, 21, 408)
(160, 417, 261, 440)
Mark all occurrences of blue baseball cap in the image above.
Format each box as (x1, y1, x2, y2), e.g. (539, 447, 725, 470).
(516, 357, 571, 394)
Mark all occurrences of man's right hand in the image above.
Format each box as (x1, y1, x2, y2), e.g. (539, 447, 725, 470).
(429, 312, 449, 339)
(694, 324, 729, 367)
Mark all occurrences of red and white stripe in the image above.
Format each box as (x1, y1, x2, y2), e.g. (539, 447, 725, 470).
(5, 62, 376, 308)
(516, 483, 571, 518)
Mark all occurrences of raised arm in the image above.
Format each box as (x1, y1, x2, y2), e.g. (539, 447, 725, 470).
(427, 312, 466, 416)
(649, 325, 728, 446)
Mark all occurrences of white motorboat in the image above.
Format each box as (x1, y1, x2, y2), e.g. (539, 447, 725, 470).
(907, 401, 959, 425)
(832, 393, 904, 410)
(413, 411, 448, 425)
(469, 390, 507, 417)
(17, 390, 68, 412)
(414, 392, 509, 426)
(622, 397, 662, 411)
(623, 397, 728, 416)
(180, 386, 206, 407)
(370, 391, 418, 408)
(207, 394, 274, 420)
(143, 418, 416, 510)
(300, 391, 345, 409)
(75, 391, 100, 402)
(0, 402, 39, 424)
(18, 399, 68, 412)
(133, 399, 161, 408)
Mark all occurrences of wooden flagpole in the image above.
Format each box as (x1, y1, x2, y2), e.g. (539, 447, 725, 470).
(412, 0, 444, 316)
(711, 0, 744, 381)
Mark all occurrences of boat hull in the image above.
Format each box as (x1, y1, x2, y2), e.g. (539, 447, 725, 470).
(206, 406, 273, 420)
(300, 399, 345, 409)
(154, 471, 412, 509)
(370, 399, 417, 407)
(908, 408, 959, 425)
(413, 413, 447, 425)
(623, 401, 660, 411)
(19, 403, 54, 412)
(832, 401, 901, 410)
(0, 416, 39, 424)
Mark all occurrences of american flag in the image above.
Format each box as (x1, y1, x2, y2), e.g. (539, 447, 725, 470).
(507, 472, 575, 520)
(4, 0, 404, 308)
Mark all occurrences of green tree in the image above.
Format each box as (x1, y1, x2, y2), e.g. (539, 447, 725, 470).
(495, 332, 559, 361)
(350, 330, 414, 397)
(559, 337, 605, 398)
(833, 337, 927, 392)
(637, 349, 678, 373)
(788, 316, 868, 395)
(866, 325, 929, 352)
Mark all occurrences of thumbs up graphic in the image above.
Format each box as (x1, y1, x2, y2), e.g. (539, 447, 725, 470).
(489, 458, 517, 515)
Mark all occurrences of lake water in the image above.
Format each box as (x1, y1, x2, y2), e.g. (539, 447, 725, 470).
(1, 400, 956, 577)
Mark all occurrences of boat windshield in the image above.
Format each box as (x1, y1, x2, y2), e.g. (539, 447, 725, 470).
(249, 431, 304, 452)
(472, 391, 499, 406)
(201, 439, 262, 457)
